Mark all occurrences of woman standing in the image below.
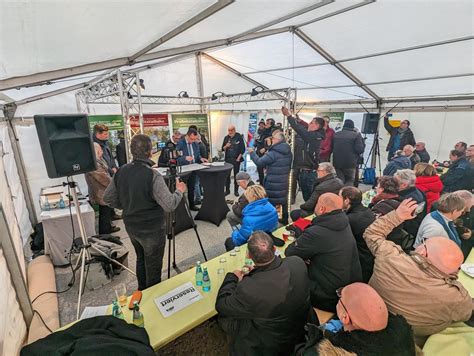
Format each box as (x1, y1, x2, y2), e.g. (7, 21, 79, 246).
(86, 143, 118, 234)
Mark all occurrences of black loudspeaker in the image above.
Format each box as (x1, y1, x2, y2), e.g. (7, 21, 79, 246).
(34, 114, 97, 178)
(361, 113, 380, 134)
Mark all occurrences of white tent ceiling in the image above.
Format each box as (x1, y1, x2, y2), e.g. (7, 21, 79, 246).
(0, 0, 473, 113)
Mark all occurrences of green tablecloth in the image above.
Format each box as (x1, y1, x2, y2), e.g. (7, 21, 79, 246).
(423, 249, 474, 355)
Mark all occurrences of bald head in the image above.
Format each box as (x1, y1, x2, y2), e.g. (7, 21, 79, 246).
(315, 193, 343, 216)
(415, 237, 464, 275)
(337, 283, 388, 332)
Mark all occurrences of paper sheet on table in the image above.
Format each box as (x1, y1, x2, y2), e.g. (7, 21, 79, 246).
(211, 161, 225, 166)
(80, 305, 109, 320)
(154, 282, 203, 318)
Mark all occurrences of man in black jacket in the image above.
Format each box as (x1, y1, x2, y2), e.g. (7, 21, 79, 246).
(157, 129, 182, 167)
(93, 124, 118, 175)
(383, 116, 416, 160)
(104, 135, 186, 290)
(415, 141, 430, 163)
(253, 120, 267, 183)
(340, 186, 376, 282)
(282, 106, 325, 201)
(216, 231, 311, 356)
(290, 163, 343, 221)
(222, 125, 246, 196)
(286, 193, 362, 312)
(441, 150, 472, 192)
(332, 120, 365, 186)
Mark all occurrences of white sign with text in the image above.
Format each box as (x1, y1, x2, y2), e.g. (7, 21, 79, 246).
(154, 282, 203, 318)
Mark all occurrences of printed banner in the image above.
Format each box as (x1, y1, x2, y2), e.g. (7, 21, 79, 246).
(247, 113, 258, 148)
(130, 113, 170, 150)
(171, 113, 210, 153)
(316, 112, 344, 122)
(88, 114, 124, 130)
(154, 282, 203, 318)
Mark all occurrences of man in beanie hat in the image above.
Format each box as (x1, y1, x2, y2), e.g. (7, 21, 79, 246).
(332, 119, 365, 186)
(226, 171, 255, 229)
(303, 282, 416, 355)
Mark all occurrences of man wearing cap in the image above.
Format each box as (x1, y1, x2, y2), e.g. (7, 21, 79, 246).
(363, 198, 473, 337)
(332, 119, 365, 186)
(305, 283, 415, 355)
(226, 172, 255, 229)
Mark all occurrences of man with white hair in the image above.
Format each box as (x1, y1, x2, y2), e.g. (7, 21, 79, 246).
(403, 144, 421, 169)
(222, 125, 246, 196)
(415, 141, 430, 163)
(290, 162, 343, 221)
(394, 169, 427, 237)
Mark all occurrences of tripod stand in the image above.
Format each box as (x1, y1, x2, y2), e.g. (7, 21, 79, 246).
(364, 129, 383, 177)
(165, 168, 207, 279)
(66, 179, 135, 320)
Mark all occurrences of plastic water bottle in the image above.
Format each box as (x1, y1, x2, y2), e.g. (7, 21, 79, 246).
(44, 197, 51, 211)
(195, 261, 203, 286)
(132, 301, 144, 327)
(202, 267, 211, 292)
(59, 197, 66, 209)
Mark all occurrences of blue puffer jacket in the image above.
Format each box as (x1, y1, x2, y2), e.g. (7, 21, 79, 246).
(250, 142, 293, 205)
(383, 155, 411, 176)
(231, 198, 278, 246)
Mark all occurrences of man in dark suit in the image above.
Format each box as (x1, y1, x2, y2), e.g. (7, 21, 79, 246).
(176, 128, 208, 210)
(216, 231, 312, 356)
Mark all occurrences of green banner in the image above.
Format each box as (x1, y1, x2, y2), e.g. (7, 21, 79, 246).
(316, 112, 344, 122)
(171, 113, 209, 142)
(88, 114, 124, 130)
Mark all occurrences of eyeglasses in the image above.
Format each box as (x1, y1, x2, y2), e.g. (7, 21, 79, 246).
(336, 287, 348, 314)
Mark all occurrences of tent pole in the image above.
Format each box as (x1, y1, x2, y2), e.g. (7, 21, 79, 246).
(117, 71, 131, 163)
(135, 73, 144, 134)
(3, 104, 38, 225)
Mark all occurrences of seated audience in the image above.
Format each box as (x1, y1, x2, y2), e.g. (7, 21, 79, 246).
(369, 176, 402, 213)
(363, 199, 473, 337)
(403, 144, 421, 169)
(414, 163, 443, 212)
(290, 162, 343, 221)
(224, 185, 278, 251)
(383, 150, 411, 176)
(394, 169, 427, 237)
(226, 172, 255, 229)
(414, 193, 466, 248)
(415, 141, 430, 163)
(216, 232, 311, 356)
(309, 283, 415, 356)
(86, 143, 117, 234)
(285, 193, 362, 312)
(340, 187, 376, 283)
(441, 149, 471, 192)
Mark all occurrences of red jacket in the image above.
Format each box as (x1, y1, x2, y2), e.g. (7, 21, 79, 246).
(415, 175, 443, 212)
(319, 127, 335, 162)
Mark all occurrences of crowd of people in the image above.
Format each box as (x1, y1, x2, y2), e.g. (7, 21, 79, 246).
(85, 108, 473, 355)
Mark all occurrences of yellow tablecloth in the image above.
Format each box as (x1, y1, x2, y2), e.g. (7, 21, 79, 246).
(61, 223, 293, 350)
(423, 249, 474, 355)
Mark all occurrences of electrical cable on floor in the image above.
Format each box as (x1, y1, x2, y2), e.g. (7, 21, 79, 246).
(33, 310, 53, 333)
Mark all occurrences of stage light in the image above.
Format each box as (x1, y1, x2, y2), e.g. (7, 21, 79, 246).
(251, 86, 265, 96)
(178, 91, 189, 98)
(127, 91, 133, 99)
(211, 91, 225, 101)
(139, 79, 145, 90)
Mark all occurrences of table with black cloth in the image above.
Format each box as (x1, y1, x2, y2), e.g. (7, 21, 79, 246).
(195, 163, 233, 226)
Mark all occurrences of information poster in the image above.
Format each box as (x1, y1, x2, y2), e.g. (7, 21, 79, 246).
(130, 113, 170, 149)
(247, 113, 258, 148)
(317, 112, 344, 131)
(171, 113, 210, 155)
(88, 114, 124, 131)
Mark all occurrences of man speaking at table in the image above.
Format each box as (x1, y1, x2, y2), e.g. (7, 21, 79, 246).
(216, 231, 311, 355)
(104, 134, 186, 290)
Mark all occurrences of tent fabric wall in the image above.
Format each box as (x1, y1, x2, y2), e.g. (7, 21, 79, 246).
(0, 123, 33, 245)
(14, 122, 88, 219)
